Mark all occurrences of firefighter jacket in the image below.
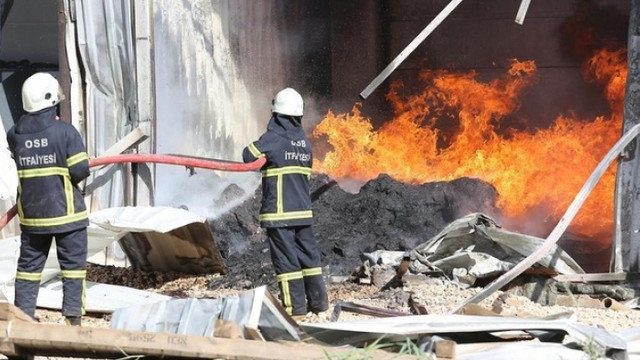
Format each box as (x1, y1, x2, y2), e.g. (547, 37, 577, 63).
(6, 107, 90, 234)
(243, 114, 313, 228)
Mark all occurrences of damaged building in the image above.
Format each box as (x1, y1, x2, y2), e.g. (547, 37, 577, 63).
(1, 0, 640, 359)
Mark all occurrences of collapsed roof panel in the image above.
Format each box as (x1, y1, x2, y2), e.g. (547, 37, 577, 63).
(89, 206, 227, 275)
(408, 213, 584, 287)
(301, 314, 627, 356)
(111, 286, 303, 342)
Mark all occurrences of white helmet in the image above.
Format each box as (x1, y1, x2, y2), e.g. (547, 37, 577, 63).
(22, 72, 64, 113)
(271, 87, 303, 116)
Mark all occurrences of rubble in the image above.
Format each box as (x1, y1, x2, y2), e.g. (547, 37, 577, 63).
(208, 173, 500, 291)
(9, 172, 640, 359)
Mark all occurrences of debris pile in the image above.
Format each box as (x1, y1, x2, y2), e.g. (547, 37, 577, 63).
(207, 174, 500, 290)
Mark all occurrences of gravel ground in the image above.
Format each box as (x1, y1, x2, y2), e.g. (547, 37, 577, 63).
(34, 268, 640, 335)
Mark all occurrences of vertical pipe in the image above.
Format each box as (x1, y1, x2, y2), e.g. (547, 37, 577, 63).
(612, 0, 640, 272)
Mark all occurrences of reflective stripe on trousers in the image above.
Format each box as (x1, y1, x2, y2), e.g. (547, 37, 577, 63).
(14, 228, 87, 318)
(268, 226, 328, 315)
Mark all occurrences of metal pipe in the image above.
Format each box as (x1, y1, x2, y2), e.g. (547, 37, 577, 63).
(515, 0, 531, 25)
(359, 0, 463, 100)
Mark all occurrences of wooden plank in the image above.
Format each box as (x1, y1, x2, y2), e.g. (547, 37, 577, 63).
(451, 123, 640, 314)
(0, 341, 30, 360)
(553, 272, 640, 282)
(84, 126, 148, 213)
(435, 339, 457, 359)
(0, 319, 413, 360)
(0, 302, 36, 323)
(99, 127, 148, 157)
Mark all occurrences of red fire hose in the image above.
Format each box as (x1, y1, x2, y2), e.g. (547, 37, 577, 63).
(0, 154, 266, 231)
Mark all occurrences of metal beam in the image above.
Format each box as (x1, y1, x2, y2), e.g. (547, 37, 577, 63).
(133, 0, 156, 206)
(515, 0, 531, 25)
(451, 122, 640, 314)
(61, 0, 85, 139)
(359, 0, 463, 100)
(58, 0, 71, 122)
(612, 0, 640, 273)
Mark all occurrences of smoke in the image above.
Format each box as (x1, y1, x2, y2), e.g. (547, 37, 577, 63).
(153, 1, 266, 217)
(152, 1, 334, 219)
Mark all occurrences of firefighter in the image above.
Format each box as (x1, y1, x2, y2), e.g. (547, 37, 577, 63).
(242, 87, 329, 319)
(6, 72, 90, 326)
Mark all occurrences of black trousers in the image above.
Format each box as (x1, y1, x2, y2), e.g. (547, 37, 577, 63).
(14, 228, 87, 318)
(267, 226, 328, 315)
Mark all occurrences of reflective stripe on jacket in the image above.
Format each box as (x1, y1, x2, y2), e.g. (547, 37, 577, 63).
(7, 108, 90, 234)
(243, 114, 313, 227)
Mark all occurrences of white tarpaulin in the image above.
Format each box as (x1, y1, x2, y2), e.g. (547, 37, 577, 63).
(0, 236, 19, 302)
(37, 278, 171, 314)
(0, 224, 128, 308)
(0, 123, 18, 239)
(0, 206, 223, 312)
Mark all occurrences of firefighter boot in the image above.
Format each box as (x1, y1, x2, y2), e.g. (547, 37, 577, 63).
(65, 316, 81, 326)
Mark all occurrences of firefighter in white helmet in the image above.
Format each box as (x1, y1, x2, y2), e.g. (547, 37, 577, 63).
(6, 72, 90, 326)
(243, 87, 328, 319)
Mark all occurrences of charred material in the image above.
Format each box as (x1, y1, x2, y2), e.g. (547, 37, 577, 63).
(208, 174, 499, 291)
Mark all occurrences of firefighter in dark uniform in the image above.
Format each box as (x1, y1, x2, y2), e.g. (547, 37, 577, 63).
(6, 72, 90, 326)
(243, 87, 329, 319)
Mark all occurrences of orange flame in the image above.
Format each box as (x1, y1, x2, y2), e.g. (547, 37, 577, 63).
(312, 49, 626, 240)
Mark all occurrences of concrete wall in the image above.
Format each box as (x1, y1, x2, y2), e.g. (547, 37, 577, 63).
(384, 0, 629, 128)
(329, 0, 386, 116)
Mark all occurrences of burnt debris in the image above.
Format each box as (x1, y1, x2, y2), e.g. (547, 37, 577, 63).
(207, 174, 499, 291)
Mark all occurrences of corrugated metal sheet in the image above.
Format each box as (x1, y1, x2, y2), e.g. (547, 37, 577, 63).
(410, 213, 583, 287)
(301, 314, 628, 358)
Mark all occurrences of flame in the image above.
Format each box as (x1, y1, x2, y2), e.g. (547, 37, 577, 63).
(312, 49, 626, 240)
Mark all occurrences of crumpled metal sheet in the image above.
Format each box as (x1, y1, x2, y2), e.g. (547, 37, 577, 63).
(301, 314, 627, 358)
(111, 286, 304, 342)
(454, 342, 610, 360)
(409, 213, 584, 286)
(617, 327, 640, 360)
(89, 206, 228, 275)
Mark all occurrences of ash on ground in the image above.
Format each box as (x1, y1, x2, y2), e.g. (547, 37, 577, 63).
(207, 174, 499, 292)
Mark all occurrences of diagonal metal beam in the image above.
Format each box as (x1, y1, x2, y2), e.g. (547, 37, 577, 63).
(451, 122, 640, 314)
(515, 0, 532, 25)
(359, 0, 464, 100)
